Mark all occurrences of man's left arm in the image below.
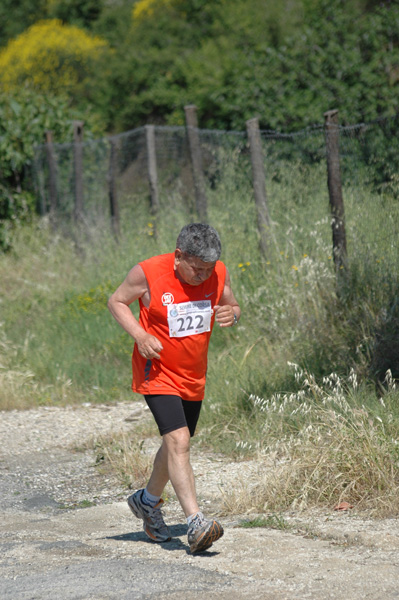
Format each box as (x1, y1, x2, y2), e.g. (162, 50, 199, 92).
(214, 268, 241, 328)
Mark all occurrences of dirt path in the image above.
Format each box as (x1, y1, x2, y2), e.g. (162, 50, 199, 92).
(1, 401, 399, 599)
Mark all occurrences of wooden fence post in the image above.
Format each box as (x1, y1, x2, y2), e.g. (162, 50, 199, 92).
(246, 117, 270, 258)
(184, 105, 208, 222)
(73, 120, 84, 223)
(44, 130, 58, 217)
(324, 109, 347, 271)
(108, 138, 120, 239)
(145, 125, 159, 215)
(34, 152, 46, 217)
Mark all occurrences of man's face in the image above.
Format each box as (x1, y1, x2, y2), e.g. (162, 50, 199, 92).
(174, 249, 216, 286)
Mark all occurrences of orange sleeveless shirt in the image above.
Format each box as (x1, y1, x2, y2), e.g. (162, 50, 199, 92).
(132, 253, 226, 401)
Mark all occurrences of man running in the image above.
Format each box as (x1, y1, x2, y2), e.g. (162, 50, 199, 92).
(108, 223, 241, 553)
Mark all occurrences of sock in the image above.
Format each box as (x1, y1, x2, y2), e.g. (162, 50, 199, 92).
(142, 488, 161, 507)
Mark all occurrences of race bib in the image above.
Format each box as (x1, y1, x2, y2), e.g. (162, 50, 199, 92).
(167, 300, 212, 338)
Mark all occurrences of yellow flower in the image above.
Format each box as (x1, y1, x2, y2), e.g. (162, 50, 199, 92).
(245, 261, 251, 266)
(0, 19, 109, 94)
(303, 254, 308, 258)
(238, 263, 243, 268)
(292, 265, 298, 271)
(133, 0, 177, 22)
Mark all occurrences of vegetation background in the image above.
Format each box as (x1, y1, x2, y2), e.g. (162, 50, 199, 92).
(2, 0, 399, 227)
(2, 0, 398, 131)
(1, 0, 399, 516)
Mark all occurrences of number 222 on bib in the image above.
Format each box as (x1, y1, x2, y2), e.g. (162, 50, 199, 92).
(167, 300, 212, 338)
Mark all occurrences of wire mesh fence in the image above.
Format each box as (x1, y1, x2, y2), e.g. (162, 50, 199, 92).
(31, 113, 399, 281)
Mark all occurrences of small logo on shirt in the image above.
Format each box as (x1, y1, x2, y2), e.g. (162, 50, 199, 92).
(205, 292, 214, 298)
(162, 292, 174, 305)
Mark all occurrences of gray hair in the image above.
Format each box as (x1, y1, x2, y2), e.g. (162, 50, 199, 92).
(176, 223, 222, 262)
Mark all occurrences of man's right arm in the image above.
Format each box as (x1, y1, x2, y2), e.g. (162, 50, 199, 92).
(107, 264, 163, 360)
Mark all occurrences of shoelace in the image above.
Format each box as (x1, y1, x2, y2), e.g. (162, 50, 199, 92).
(148, 504, 168, 529)
(189, 512, 206, 530)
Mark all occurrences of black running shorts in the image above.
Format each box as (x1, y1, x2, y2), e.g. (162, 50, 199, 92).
(144, 394, 202, 437)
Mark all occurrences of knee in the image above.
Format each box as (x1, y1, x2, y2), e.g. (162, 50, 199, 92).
(163, 427, 191, 455)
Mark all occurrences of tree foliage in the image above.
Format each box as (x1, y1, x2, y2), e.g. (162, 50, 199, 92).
(86, 0, 399, 131)
(0, 88, 93, 251)
(47, 0, 103, 29)
(0, 19, 110, 97)
(0, 0, 48, 48)
(1, 0, 398, 132)
(0, 89, 78, 179)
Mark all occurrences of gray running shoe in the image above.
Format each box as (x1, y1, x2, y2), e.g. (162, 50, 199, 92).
(187, 512, 224, 553)
(127, 489, 171, 542)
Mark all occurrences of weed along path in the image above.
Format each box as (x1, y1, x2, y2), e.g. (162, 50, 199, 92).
(1, 402, 399, 600)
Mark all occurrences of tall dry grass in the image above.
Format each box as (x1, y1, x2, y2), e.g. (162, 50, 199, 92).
(220, 366, 399, 516)
(92, 433, 155, 490)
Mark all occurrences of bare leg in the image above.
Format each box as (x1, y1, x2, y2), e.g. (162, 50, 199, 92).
(146, 443, 169, 497)
(146, 426, 199, 518)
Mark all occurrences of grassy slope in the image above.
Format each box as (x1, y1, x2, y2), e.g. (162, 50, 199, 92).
(1, 165, 399, 514)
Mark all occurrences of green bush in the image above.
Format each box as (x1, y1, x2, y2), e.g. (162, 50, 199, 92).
(0, 185, 36, 251)
(0, 88, 102, 251)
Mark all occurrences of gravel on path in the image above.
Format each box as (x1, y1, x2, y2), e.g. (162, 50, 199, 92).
(1, 402, 399, 599)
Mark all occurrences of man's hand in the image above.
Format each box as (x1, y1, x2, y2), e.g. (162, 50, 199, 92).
(214, 305, 237, 327)
(136, 331, 163, 359)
